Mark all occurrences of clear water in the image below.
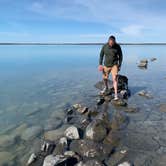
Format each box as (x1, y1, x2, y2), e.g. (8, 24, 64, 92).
(0, 45, 166, 165)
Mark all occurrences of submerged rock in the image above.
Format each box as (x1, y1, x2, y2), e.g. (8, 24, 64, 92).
(138, 90, 153, 99)
(64, 126, 80, 140)
(0, 134, 16, 148)
(85, 120, 107, 142)
(159, 103, 166, 112)
(124, 106, 140, 113)
(21, 126, 43, 141)
(0, 151, 15, 166)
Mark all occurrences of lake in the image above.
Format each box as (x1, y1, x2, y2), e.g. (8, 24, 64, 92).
(0, 45, 166, 165)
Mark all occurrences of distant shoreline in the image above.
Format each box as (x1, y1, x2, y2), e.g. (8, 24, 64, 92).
(0, 42, 166, 45)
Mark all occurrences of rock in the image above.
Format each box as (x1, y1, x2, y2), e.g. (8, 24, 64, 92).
(104, 95, 113, 102)
(41, 140, 55, 154)
(64, 126, 80, 140)
(12, 123, 28, 137)
(150, 58, 157, 61)
(111, 98, 127, 107)
(83, 159, 103, 166)
(43, 155, 67, 166)
(159, 103, 166, 112)
(97, 98, 105, 105)
(21, 126, 43, 141)
(120, 90, 129, 99)
(64, 151, 75, 157)
(0, 134, 16, 148)
(140, 59, 148, 63)
(70, 139, 111, 160)
(94, 80, 113, 90)
(110, 112, 128, 130)
(105, 150, 127, 166)
(44, 125, 69, 141)
(0, 151, 15, 166)
(73, 104, 82, 109)
(138, 59, 148, 68)
(44, 118, 62, 131)
(53, 137, 68, 155)
(27, 153, 37, 165)
(118, 161, 132, 166)
(103, 130, 121, 147)
(77, 107, 88, 114)
(138, 90, 153, 99)
(124, 106, 139, 113)
(85, 120, 107, 142)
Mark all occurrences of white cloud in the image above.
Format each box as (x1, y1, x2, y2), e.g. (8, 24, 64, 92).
(121, 25, 144, 36)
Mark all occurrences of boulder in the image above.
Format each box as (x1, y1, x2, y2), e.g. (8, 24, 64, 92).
(111, 99, 127, 107)
(43, 155, 67, 166)
(70, 139, 111, 160)
(85, 120, 107, 142)
(138, 90, 153, 99)
(159, 103, 166, 112)
(64, 126, 80, 140)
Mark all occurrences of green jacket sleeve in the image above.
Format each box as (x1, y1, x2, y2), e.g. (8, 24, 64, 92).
(118, 45, 123, 67)
(99, 45, 104, 65)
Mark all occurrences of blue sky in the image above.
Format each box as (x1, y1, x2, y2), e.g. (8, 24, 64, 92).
(0, 0, 166, 42)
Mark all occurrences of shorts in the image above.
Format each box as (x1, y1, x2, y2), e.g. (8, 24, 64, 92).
(103, 65, 118, 79)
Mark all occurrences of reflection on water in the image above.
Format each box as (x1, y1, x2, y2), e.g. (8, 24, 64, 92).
(0, 45, 166, 165)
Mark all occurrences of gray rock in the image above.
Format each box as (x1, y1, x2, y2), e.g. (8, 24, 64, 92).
(27, 153, 37, 165)
(85, 120, 107, 142)
(159, 103, 166, 112)
(0, 134, 16, 148)
(64, 126, 80, 139)
(124, 106, 139, 113)
(43, 155, 67, 166)
(111, 98, 127, 107)
(21, 126, 43, 141)
(138, 90, 153, 99)
(118, 161, 132, 166)
(70, 139, 111, 160)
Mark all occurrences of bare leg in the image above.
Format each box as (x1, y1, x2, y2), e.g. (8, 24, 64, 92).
(112, 74, 118, 98)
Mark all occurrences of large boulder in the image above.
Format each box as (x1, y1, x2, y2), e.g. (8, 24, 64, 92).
(64, 126, 80, 140)
(85, 120, 107, 142)
(43, 155, 67, 166)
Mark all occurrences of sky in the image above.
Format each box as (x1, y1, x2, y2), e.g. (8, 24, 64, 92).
(0, 0, 166, 43)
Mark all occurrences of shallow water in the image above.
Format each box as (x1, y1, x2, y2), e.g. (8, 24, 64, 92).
(0, 45, 166, 165)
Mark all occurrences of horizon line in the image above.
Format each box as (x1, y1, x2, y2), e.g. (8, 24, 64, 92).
(0, 42, 166, 45)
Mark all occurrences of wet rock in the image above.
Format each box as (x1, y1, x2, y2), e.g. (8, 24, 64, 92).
(105, 150, 127, 166)
(44, 118, 62, 131)
(64, 126, 80, 140)
(103, 130, 121, 147)
(85, 120, 107, 142)
(0, 151, 15, 166)
(0, 134, 16, 148)
(77, 159, 103, 166)
(138, 90, 153, 99)
(70, 139, 111, 160)
(12, 123, 28, 137)
(111, 98, 127, 107)
(27, 153, 37, 165)
(120, 90, 130, 99)
(43, 154, 67, 166)
(118, 161, 132, 166)
(140, 59, 148, 63)
(97, 97, 105, 105)
(150, 58, 157, 61)
(104, 95, 113, 102)
(124, 106, 139, 113)
(159, 103, 166, 112)
(53, 137, 68, 155)
(73, 104, 82, 109)
(44, 126, 68, 142)
(110, 112, 128, 130)
(94, 80, 113, 90)
(64, 151, 75, 157)
(41, 140, 55, 154)
(21, 126, 43, 141)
